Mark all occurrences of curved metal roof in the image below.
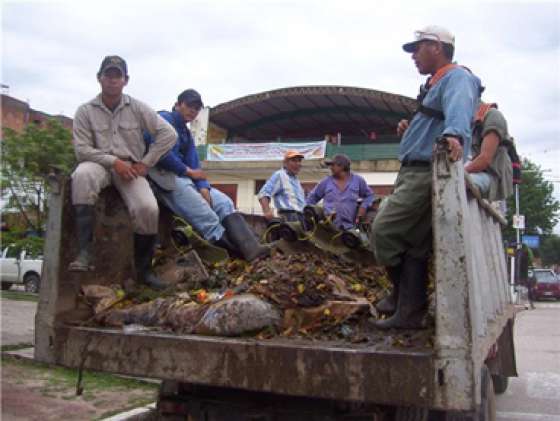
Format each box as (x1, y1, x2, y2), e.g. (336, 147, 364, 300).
(209, 85, 416, 141)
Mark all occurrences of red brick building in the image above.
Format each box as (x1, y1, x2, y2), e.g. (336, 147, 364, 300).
(1, 94, 72, 134)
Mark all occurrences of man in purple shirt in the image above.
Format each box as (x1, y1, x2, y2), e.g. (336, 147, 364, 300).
(306, 154, 374, 230)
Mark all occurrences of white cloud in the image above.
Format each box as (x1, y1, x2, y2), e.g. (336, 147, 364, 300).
(2, 0, 560, 229)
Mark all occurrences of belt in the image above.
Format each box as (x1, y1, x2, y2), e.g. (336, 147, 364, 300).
(278, 209, 300, 214)
(401, 160, 430, 167)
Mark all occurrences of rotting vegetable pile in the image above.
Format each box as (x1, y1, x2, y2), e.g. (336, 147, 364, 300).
(79, 242, 434, 347)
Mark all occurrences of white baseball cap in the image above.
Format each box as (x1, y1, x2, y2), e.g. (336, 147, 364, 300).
(402, 25, 455, 52)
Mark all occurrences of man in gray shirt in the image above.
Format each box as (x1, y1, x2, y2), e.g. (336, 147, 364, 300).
(69, 55, 176, 290)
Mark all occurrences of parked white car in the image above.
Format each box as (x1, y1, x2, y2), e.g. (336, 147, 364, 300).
(0, 246, 43, 293)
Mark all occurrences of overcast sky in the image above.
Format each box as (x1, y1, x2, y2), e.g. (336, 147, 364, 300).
(2, 0, 559, 230)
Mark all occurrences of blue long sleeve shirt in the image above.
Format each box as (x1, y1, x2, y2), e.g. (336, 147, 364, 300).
(400, 67, 482, 163)
(144, 110, 210, 190)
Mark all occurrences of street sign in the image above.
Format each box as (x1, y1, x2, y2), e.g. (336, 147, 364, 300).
(513, 214, 525, 229)
(522, 235, 540, 249)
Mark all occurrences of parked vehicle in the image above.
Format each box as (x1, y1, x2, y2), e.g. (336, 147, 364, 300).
(0, 246, 43, 293)
(531, 269, 560, 301)
(36, 149, 517, 420)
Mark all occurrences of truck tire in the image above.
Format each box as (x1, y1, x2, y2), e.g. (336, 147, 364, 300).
(1, 282, 13, 291)
(24, 273, 40, 293)
(491, 374, 508, 395)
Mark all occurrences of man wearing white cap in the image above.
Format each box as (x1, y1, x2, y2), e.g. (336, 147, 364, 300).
(372, 26, 482, 329)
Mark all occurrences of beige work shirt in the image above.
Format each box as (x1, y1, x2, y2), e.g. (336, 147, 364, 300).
(73, 94, 176, 169)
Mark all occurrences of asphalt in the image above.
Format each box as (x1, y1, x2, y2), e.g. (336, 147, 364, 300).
(496, 301, 560, 421)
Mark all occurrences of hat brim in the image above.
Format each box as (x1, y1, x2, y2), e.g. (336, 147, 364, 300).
(101, 64, 125, 74)
(286, 154, 304, 160)
(402, 41, 418, 53)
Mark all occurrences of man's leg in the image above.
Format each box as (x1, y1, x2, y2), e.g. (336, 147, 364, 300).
(112, 171, 165, 290)
(69, 162, 111, 271)
(209, 188, 235, 221)
(372, 167, 432, 328)
(159, 177, 225, 242)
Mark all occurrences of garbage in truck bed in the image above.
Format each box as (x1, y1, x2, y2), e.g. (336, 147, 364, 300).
(77, 240, 435, 347)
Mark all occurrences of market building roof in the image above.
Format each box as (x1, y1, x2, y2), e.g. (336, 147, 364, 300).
(209, 85, 416, 141)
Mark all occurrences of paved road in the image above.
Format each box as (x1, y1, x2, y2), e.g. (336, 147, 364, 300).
(1, 294, 559, 419)
(1, 295, 37, 346)
(496, 301, 560, 421)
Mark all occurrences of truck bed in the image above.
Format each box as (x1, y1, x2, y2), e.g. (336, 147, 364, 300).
(36, 150, 517, 412)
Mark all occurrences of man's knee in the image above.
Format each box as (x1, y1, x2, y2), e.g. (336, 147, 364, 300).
(71, 162, 108, 205)
(133, 199, 159, 234)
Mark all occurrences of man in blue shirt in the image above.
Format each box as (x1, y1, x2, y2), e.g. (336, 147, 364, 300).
(258, 150, 306, 223)
(146, 89, 268, 261)
(372, 26, 482, 329)
(306, 154, 374, 230)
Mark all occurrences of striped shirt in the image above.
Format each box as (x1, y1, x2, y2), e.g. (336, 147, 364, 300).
(258, 168, 305, 212)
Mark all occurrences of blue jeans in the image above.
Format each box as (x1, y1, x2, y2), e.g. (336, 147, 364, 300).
(469, 172, 492, 196)
(155, 177, 234, 242)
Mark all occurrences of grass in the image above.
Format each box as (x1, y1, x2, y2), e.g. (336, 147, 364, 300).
(1, 342, 34, 352)
(2, 353, 158, 401)
(0, 290, 39, 302)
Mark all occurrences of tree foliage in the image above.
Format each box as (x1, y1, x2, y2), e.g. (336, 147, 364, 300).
(1, 119, 75, 235)
(504, 158, 560, 242)
(540, 235, 560, 267)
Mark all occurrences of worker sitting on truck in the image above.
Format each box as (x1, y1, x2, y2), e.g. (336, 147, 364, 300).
(306, 154, 374, 230)
(465, 103, 514, 202)
(145, 89, 269, 262)
(258, 151, 306, 224)
(372, 26, 482, 329)
(69, 55, 177, 291)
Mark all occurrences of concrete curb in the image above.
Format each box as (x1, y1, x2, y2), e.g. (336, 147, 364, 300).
(101, 403, 157, 420)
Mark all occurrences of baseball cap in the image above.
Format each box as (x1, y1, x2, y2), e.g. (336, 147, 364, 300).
(177, 89, 204, 109)
(402, 25, 455, 53)
(98, 55, 128, 76)
(284, 150, 304, 160)
(324, 154, 351, 168)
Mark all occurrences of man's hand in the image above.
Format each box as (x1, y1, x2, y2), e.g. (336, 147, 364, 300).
(263, 209, 274, 221)
(199, 188, 212, 207)
(397, 119, 409, 137)
(113, 159, 138, 181)
(446, 137, 463, 162)
(131, 162, 149, 177)
(186, 168, 207, 180)
(355, 207, 367, 224)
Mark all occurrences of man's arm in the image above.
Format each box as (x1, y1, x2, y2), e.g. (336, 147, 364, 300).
(73, 106, 117, 168)
(306, 178, 327, 205)
(441, 70, 480, 162)
(358, 177, 374, 208)
(259, 197, 274, 221)
(465, 109, 508, 173)
(465, 131, 500, 173)
(136, 101, 177, 168)
(258, 172, 281, 220)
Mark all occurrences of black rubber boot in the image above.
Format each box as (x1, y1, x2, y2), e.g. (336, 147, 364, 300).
(68, 205, 95, 271)
(375, 265, 402, 315)
(214, 231, 235, 250)
(222, 213, 270, 261)
(134, 234, 166, 290)
(374, 257, 428, 330)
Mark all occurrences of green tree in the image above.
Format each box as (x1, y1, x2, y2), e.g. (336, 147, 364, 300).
(504, 159, 560, 242)
(540, 235, 560, 267)
(1, 119, 75, 235)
